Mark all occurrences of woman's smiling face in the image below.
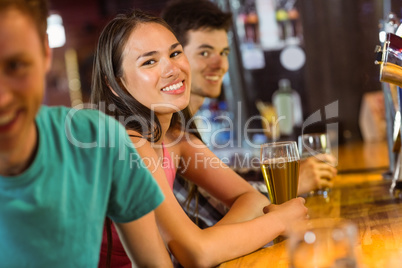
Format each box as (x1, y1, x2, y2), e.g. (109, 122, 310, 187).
(120, 22, 191, 115)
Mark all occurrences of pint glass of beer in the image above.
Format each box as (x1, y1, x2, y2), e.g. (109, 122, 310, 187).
(260, 141, 300, 205)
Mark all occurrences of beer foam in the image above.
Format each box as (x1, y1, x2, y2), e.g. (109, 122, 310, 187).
(261, 157, 299, 165)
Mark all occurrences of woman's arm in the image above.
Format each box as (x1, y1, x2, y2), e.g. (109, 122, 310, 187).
(115, 211, 173, 267)
(134, 136, 307, 267)
(173, 134, 270, 225)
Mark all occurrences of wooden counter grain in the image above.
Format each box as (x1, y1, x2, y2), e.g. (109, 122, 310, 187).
(219, 141, 402, 268)
(336, 141, 389, 172)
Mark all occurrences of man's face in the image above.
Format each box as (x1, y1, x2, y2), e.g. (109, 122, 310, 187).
(184, 28, 229, 99)
(0, 7, 51, 154)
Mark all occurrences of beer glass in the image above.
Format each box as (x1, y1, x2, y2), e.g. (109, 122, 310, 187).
(298, 133, 331, 159)
(288, 218, 358, 268)
(260, 141, 300, 205)
(298, 133, 332, 196)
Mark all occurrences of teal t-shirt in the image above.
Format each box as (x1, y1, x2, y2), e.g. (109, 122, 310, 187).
(0, 106, 164, 267)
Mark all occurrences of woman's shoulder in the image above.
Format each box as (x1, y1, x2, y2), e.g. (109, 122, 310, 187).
(126, 130, 153, 150)
(166, 128, 199, 143)
(165, 128, 207, 153)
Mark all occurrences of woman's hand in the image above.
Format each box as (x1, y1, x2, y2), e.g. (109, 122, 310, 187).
(262, 197, 308, 236)
(297, 154, 337, 195)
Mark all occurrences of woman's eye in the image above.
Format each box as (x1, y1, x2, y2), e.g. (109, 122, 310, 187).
(171, 50, 182, 58)
(142, 59, 156, 66)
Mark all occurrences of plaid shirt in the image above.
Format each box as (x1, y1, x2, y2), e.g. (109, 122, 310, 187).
(173, 174, 268, 228)
(172, 174, 268, 267)
(173, 175, 228, 229)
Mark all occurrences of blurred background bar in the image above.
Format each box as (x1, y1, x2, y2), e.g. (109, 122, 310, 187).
(44, 0, 402, 147)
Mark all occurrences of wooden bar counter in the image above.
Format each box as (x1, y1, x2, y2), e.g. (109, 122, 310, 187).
(219, 141, 402, 268)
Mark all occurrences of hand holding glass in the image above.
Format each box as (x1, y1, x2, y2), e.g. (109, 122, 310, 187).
(298, 133, 331, 159)
(298, 133, 333, 195)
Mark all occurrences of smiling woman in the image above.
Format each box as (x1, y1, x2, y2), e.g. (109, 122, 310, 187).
(91, 11, 193, 143)
(91, 8, 308, 268)
(118, 22, 190, 115)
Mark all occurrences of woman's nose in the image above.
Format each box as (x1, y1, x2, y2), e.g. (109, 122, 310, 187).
(161, 58, 179, 78)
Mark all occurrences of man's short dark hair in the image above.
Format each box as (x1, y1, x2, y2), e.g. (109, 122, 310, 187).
(161, 0, 232, 47)
(0, 0, 49, 42)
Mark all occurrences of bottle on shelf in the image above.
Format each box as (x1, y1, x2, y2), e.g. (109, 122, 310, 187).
(272, 79, 303, 137)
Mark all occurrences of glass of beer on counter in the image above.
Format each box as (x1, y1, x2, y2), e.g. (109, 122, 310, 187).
(260, 141, 300, 204)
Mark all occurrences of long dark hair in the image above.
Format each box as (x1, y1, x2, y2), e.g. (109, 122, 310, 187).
(91, 9, 201, 142)
(91, 10, 202, 265)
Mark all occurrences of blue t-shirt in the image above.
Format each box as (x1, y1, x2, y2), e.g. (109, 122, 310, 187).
(0, 106, 164, 267)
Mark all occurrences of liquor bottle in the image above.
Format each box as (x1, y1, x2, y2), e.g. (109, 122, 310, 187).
(272, 79, 303, 137)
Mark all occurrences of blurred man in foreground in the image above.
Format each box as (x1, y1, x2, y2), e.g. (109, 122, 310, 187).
(0, 0, 171, 266)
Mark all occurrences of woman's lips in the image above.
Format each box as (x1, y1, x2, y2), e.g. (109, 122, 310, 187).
(161, 81, 185, 94)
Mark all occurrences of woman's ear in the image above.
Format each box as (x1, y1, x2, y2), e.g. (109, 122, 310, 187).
(105, 76, 119, 97)
(118, 77, 128, 91)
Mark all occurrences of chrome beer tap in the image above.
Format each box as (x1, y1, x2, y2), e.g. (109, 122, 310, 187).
(375, 32, 402, 195)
